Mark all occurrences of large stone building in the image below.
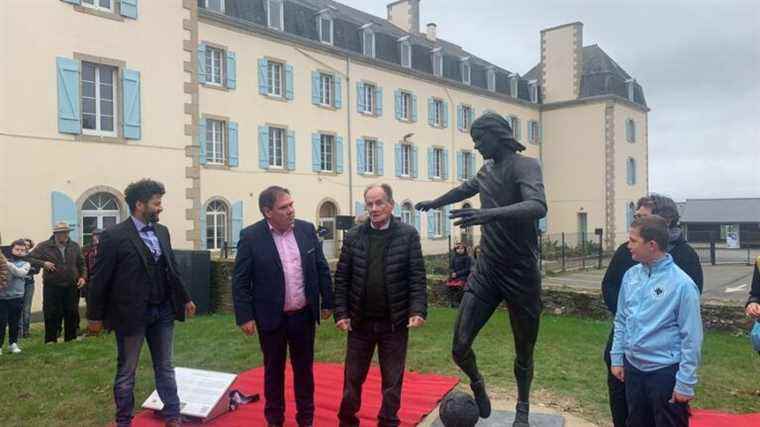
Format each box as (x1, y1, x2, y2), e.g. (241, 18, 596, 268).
(0, 0, 649, 260)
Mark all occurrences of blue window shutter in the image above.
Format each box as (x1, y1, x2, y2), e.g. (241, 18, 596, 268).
(311, 134, 321, 172)
(442, 101, 449, 128)
(198, 43, 207, 84)
(427, 98, 434, 126)
(376, 140, 384, 176)
(199, 120, 207, 165)
(122, 69, 141, 140)
(457, 151, 464, 180)
(335, 136, 344, 173)
(444, 206, 451, 236)
(443, 149, 449, 179)
(258, 126, 269, 169)
(56, 57, 81, 134)
(411, 146, 419, 178)
(228, 122, 239, 167)
(334, 76, 342, 108)
(375, 87, 383, 116)
(457, 104, 463, 130)
(469, 108, 475, 126)
(357, 138, 366, 174)
(200, 210, 207, 250)
(257, 58, 268, 95)
(311, 71, 320, 105)
(287, 130, 296, 170)
(414, 211, 421, 232)
(231, 201, 244, 248)
(394, 90, 402, 120)
(285, 64, 294, 100)
(427, 147, 434, 178)
(120, 0, 138, 19)
(427, 211, 435, 239)
(225, 51, 237, 89)
(411, 94, 418, 122)
(394, 143, 401, 177)
(51, 191, 79, 243)
(356, 82, 365, 112)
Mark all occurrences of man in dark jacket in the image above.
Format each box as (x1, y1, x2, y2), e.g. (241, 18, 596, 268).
(232, 186, 334, 427)
(335, 184, 427, 427)
(746, 257, 760, 319)
(87, 179, 196, 427)
(28, 222, 86, 343)
(601, 194, 703, 427)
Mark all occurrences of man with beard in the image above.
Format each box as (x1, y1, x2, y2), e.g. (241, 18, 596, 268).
(601, 194, 702, 427)
(417, 113, 547, 426)
(87, 179, 196, 427)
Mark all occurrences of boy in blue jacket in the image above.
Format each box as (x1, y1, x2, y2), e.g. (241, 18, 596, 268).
(610, 215, 702, 427)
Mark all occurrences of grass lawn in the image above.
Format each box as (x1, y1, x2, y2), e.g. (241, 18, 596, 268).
(1, 308, 758, 426)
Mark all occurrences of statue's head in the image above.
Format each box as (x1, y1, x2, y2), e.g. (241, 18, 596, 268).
(470, 113, 525, 159)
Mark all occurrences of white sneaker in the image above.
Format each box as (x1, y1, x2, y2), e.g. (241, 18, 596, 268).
(8, 343, 21, 354)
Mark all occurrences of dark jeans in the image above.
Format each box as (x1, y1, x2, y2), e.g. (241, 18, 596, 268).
(624, 358, 690, 427)
(43, 285, 77, 343)
(0, 298, 24, 347)
(604, 328, 628, 427)
(19, 280, 34, 336)
(114, 301, 180, 427)
(339, 318, 409, 427)
(257, 308, 316, 426)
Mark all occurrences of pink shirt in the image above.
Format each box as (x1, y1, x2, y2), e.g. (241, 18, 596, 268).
(269, 223, 306, 312)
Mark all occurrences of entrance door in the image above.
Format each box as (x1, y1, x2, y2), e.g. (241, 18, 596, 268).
(319, 202, 337, 259)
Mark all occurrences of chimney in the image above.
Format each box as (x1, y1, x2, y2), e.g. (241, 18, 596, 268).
(387, 0, 420, 34)
(539, 22, 584, 103)
(426, 23, 437, 41)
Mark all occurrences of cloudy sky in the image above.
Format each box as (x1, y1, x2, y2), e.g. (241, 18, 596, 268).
(343, 0, 760, 202)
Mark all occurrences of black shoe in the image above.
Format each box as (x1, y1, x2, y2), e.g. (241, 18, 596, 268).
(470, 377, 491, 418)
(513, 401, 529, 427)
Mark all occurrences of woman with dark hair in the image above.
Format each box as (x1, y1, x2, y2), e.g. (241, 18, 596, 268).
(447, 243, 471, 307)
(18, 239, 39, 338)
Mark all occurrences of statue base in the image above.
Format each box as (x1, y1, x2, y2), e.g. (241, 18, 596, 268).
(433, 410, 565, 426)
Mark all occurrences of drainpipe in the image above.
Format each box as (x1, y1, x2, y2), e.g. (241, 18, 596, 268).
(346, 56, 354, 215)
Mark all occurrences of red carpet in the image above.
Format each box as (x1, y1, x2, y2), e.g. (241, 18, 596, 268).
(131, 362, 459, 426)
(691, 409, 760, 427)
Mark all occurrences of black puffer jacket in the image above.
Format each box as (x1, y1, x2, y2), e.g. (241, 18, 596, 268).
(334, 217, 427, 329)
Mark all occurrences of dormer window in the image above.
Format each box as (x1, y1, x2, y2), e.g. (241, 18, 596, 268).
(626, 78, 635, 101)
(267, 0, 284, 31)
(529, 80, 538, 103)
(487, 67, 496, 92)
(460, 58, 471, 85)
(317, 13, 333, 45)
(510, 73, 519, 97)
(361, 24, 375, 58)
(399, 37, 412, 68)
(432, 48, 443, 77)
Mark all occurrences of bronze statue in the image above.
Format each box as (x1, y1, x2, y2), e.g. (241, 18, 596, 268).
(417, 113, 547, 426)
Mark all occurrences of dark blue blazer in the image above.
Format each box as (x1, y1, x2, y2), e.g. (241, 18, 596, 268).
(231, 219, 334, 332)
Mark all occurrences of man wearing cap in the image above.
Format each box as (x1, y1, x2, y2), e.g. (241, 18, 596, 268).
(28, 222, 86, 343)
(417, 112, 547, 426)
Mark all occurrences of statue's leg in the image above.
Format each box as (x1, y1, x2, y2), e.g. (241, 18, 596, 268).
(507, 301, 541, 427)
(451, 290, 499, 418)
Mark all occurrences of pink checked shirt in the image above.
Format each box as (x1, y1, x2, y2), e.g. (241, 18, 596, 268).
(269, 223, 306, 312)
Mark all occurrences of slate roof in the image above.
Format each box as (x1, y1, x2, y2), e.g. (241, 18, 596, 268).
(681, 198, 760, 224)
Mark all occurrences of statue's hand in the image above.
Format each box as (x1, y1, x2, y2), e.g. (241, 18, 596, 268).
(450, 208, 494, 227)
(415, 200, 436, 212)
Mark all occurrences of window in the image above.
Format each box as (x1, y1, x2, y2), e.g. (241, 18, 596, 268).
(81, 192, 120, 246)
(205, 0, 224, 13)
(269, 127, 285, 168)
(432, 148, 444, 178)
(529, 81, 539, 103)
(627, 157, 637, 185)
(319, 73, 333, 106)
(401, 202, 414, 225)
(509, 116, 521, 140)
(462, 151, 473, 179)
(205, 200, 228, 250)
(487, 68, 496, 91)
(577, 212, 588, 245)
(320, 134, 334, 172)
(432, 50, 443, 77)
(432, 209, 444, 237)
(462, 105, 472, 130)
(361, 83, 375, 114)
(318, 15, 333, 45)
(528, 120, 540, 145)
(432, 99, 444, 127)
(267, 61, 283, 97)
(400, 144, 412, 176)
(364, 139, 377, 174)
(626, 202, 635, 231)
(461, 60, 471, 85)
(362, 29, 375, 58)
(81, 62, 117, 137)
(205, 46, 224, 85)
(626, 119, 636, 143)
(206, 119, 226, 164)
(82, 0, 112, 12)
(400, 39, 412, 68)
(267, 0, 284, 31)
(400, 91, 412, 121)
(510, 74, 519, 97)
(626, 79, 635, 101)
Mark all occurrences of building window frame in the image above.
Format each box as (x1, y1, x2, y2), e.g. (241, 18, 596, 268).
(269, 126, 286, 169)
(267, 0, 284, 31)
(529, 81, 539, 103)
(362, 28, 375, 58)
(401, 202, 414, 225)
(204, 0, 224, 13)
(317, 14, 333, 45)
(267, 60, 284, 97)
(462, 151, 473, 179)
(361, 83, 376, 115)
(205, 45, 225, 86)
(510, 74, 519, 97)
(432, 98, 444, 128)
(462, 104, 472, 130)
(432, 209, 444, 237)
(626, 118, 636, 143)
(364, 138, 377, 174)
(81, 61, 118, 138)
(205, 199, 229, 251)
(319, 72, 333, 107)
(399, 38, 412, 68)
(627, 157, 637, 185)
(205, 118, 227, 165)
(400, 91, 412, 121)
(432, 49, 443, 77)
(461, 59, 471, 85)
(82, 0, 113, 12)
(528, 120, 540, 145)
(487, 67, 496, 92)
(400, 143, 413, 177)
(432, 147, 444, 179)
(319, 133, 335, 172)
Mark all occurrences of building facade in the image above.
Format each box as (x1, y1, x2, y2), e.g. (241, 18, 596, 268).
(1, 0, 649, 260)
